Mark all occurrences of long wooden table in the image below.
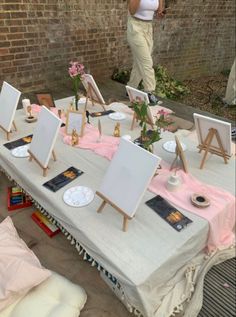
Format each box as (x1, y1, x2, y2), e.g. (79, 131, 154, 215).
(0, 99, 235, 317)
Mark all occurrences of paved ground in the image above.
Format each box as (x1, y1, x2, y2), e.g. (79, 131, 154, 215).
(1, 79, 235, 317)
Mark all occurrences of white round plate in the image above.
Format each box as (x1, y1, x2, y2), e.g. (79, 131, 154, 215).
(108, 112, 126, 121)
(162, 140, 187, 153)
(11, 144, 30, 158)
(63, 186, 94, 207)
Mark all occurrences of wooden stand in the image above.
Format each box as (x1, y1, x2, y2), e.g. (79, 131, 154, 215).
(85, 82, 106, 111)
(130, 112, 154, 131)
(28, 149, 56, 177)
(96, 191, 132, 232)
(198, 127, 230, 169)
(0, 120, 17, 140)
(170, 136, 188, 173)
(128, 90, 154, 131)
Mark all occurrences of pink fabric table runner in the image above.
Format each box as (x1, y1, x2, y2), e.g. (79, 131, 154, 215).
(31, 104, 235, 252)
(61, 125, 235, 252)
(149, 162, 235, 252)
(61, 124, 119, 160)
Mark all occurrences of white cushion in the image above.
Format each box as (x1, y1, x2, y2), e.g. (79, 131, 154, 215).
(0, 272, 87, 317)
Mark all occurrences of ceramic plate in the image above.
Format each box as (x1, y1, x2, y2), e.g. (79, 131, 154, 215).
(63, 186, 94, 207)
(108, 112, 126, 121)
(11, 144, 30, 158)
(162, 140, 187, 153)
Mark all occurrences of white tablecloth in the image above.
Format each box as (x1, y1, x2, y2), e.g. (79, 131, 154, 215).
(0, 100, 235, 317)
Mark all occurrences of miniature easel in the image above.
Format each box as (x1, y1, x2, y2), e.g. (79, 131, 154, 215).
(170, 136, 188, 173)
(84, 82, 106, 111)
(198, 127, 229, 169)
(129, 92, 154, 131)
(0, 121, 17, 141)
(131, 112, 154, 131)
(28, 149, 56, 177)
(96, 191, 132, 232)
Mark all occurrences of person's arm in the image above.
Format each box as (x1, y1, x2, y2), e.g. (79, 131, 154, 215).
(128, 0, 140, 15)
(157, 0, 165, 17)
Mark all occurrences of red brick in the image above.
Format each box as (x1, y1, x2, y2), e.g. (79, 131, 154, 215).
(0, 0, 234, 92)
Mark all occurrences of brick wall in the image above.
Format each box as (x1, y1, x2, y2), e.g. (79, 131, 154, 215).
(154, 0, 236, 79)
(0, 0, 235, 93)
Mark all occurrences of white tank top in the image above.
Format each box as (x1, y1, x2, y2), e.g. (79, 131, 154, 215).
(134, 0, 159, 21)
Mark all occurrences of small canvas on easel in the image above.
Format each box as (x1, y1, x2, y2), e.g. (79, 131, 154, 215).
(170, 136, 188, 173)
(0, 82, 21, 140)
(193, 113, 232, 169)
(28, 106, 61, 176)
(66, 110, 85, 136)
(96, 138, 161, 231)
(82, 74, 106, 110)
(125, 85, 155, 130)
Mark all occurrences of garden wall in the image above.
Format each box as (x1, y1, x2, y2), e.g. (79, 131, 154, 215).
(0, 0, 235, 93)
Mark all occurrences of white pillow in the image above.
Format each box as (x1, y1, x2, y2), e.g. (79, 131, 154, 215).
(0, 272, 87, 317)
(0, 217, 51, 311)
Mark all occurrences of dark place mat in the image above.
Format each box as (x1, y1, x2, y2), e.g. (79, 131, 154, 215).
(43, 166, 84, 192)
(4, 135, 33, 150)
(90, 110, 115, 117)
(145, 195, 192, 232)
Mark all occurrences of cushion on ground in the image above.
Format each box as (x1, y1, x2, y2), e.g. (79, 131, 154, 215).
(0, 217, 51, 311)
(0, 272, 87, 317)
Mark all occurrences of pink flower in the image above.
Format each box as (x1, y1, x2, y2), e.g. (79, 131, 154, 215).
(157, 109, 169, 117)
(68, 61, 85, 78)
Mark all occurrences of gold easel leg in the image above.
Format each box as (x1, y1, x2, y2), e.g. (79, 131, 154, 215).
(97, 200, 106, 213)
(6, 132, 10, 141)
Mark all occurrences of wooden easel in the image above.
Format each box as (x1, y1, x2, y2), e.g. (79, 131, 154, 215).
(198, 127, 230, 169)
(28, 149, 56, 177)
(128, 92, 154, 130)
(131, 112, 154, 131)
(96, 191, 132, 232)
(170, 136, 188, 173)
(84, 82, 106, 111)
(0, 121, 17, 140)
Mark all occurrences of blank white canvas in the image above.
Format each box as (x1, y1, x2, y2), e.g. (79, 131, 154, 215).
(66, 111, 84, 135)
(99, 138, 161, 218)
(29, 106, 61, 168)
(82, 74, 105, 105)
(125, 85, 155, 125)
(193, 113, 232, 156)
(0, 81, 21, 131)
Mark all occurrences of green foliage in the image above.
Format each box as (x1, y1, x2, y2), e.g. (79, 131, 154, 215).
(111, 65, 189, 100)
(111, 68, 131, 85)
(154, 65, 189, 99)
(131, 99, 172, 152)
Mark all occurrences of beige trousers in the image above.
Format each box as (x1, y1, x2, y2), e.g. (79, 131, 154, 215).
(127, 16, 156, 92)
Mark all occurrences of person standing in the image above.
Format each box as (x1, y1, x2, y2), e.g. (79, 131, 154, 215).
(127, 0, 165, 104)
(223, 58, 236, 106)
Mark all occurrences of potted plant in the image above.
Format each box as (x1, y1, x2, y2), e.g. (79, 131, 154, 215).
(131, 98, 173, 152)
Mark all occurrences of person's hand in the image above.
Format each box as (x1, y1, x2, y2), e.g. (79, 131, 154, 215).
(157, 8, 166, 18)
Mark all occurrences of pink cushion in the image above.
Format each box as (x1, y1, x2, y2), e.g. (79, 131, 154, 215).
(0, 217, 51, 311)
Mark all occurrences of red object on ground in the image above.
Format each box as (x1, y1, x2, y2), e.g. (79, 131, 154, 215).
(7, 187, 32, 211)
